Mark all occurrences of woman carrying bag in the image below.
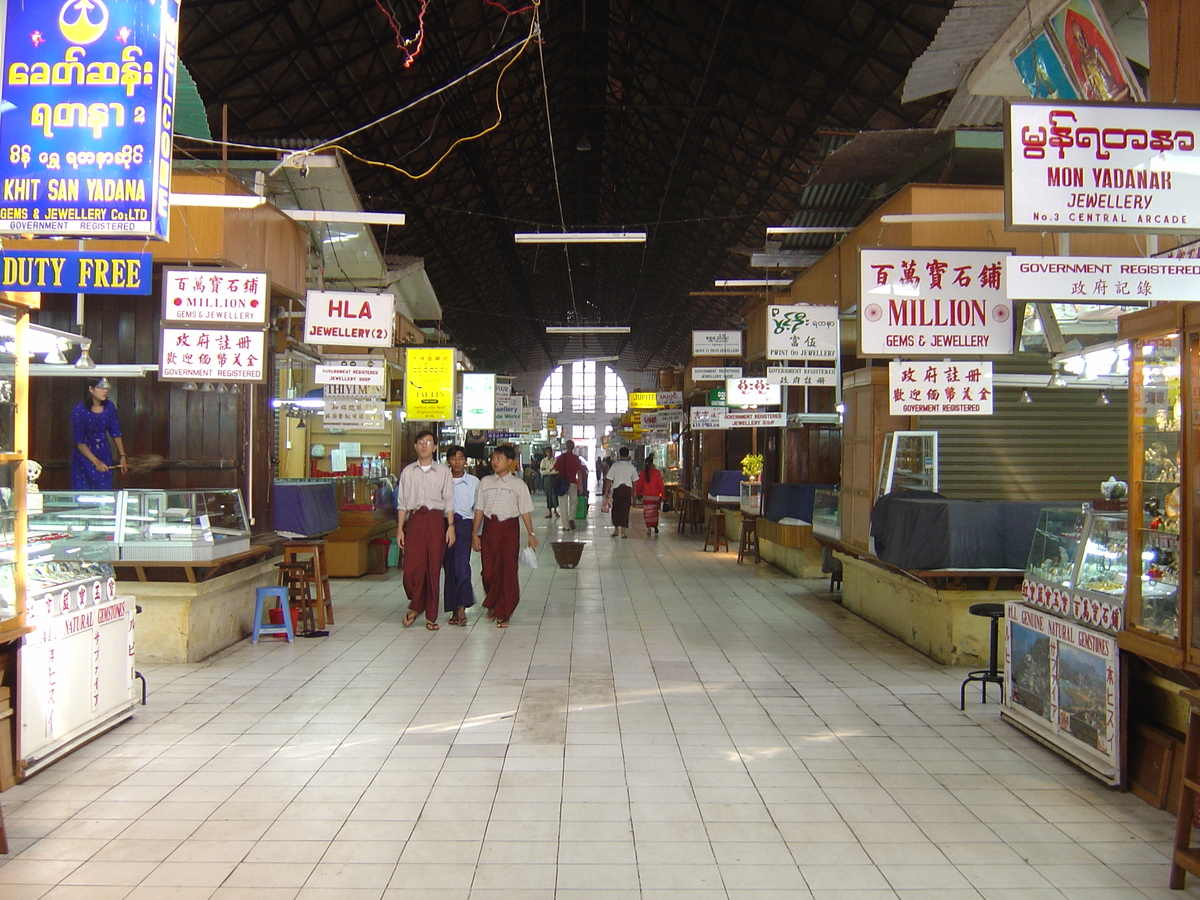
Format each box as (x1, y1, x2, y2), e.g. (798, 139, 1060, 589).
(635, 454, 666, 536)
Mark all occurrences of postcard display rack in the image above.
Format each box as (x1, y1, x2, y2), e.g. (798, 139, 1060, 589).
(1005, 507, 1126, 784)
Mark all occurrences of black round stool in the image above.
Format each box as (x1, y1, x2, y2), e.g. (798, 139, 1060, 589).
(960, 602, 1005, 710)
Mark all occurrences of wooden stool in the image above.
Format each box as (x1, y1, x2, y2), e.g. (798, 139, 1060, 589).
(677, 494, 703, 534)
(703, 509, 728, 552)
(283, 540, 334, 629)
(737, 514, 759, 564)
(276, 562, 317, 636)
(1170, 689, 1200, 888)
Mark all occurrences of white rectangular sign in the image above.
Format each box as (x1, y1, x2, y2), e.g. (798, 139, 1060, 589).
(690, 406, 725, 429)
(159, 328, 265, 382)
(315, 358, 386, 387)
(692, 367, 742, 381)
(162, 269, 269, 327)
(888, 361, 993, 416)
(767, 366, 839, 387)
(860, 248, 1013, 357)
(656, 409, 685, 425)
(689, 407, 786, 429)
(1008, 256, 1200, 303)
(495, 396, 521, 430)
(462, 373, 496, 429)
(324, 399, 386, 430)
(765, 304, 839, 360)
(1007, 100, 1200, 233)
(304, 291, 395, 347)
(657, 390, 683, 406)
(325, 382, 387, 399)
(726, 378, 782, 406)
(692, 330, 742, 357)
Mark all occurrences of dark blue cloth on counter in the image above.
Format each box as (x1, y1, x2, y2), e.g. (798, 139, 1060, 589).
(708, 470, 744, 497)
(763, 483, 838, 523)
(273, 481, 339, 536)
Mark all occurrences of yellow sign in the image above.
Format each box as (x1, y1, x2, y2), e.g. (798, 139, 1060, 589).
(629, 392, 658, 409)
(405, 348, 455, 421)
(547, 416, 557, 432)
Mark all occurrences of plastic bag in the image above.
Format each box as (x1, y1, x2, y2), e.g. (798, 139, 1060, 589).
(601, 497, 612, 513)
(520, 546, 538, 568)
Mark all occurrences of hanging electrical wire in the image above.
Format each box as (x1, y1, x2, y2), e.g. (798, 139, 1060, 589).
(374, 0, 429, 68)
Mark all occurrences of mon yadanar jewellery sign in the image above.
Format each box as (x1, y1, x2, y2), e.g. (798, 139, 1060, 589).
(1006, 99, 1200, 233)
(859, 248, 1013, 357)
(0, 0, 180, 239)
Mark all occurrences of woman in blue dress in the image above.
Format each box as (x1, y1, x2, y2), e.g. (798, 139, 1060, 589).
(71, 378, 127, 490)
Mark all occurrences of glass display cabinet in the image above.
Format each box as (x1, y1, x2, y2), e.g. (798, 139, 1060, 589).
(876, 430, 938, 498)
(812, 488, 841, 541)
(0, 307, 31, 643)
(1021, 506, 1128, 634)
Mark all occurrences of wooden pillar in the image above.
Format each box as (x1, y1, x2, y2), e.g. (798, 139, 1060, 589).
(1147, 0, 1200, 102)
(840, 367, 909, 553)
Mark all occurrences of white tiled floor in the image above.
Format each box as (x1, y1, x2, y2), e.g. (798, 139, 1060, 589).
(1, 502, 1196, 899)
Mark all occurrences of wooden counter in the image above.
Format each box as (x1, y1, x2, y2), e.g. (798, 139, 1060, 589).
(324, 509, 397, 577)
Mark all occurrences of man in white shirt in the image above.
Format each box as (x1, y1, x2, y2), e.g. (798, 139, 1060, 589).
(443, 446, 479, 626)
(396, 430, 455, 630)
(472, 445, 538, 627)
(604, 447, 639, 538)
(539, 446, 558, 518)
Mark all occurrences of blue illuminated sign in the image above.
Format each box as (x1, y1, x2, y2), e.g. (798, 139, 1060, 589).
(0, 250, 151, 294)
(0, 0, 180, 240)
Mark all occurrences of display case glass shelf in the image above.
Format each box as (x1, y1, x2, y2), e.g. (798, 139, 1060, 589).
(1021, 506, 1127, 634)
(812, 488, 840, 541)
(876, 431, 938, 498)
(28, 489, 250, 562)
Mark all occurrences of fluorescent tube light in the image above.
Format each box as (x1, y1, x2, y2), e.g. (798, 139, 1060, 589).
(558, 355, 619, 364)
(545, 326, 630, 334)
(879, 213, 1004, 223)
(714, 279, 792, 288)
(766, 226, 852, 235)
(515, 232, 646, 243)
(282, 209, 406, 226)
(169, 192, 266, 209)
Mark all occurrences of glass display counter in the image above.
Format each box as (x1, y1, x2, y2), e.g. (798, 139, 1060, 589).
(811, 488, 840, 541)
(876, 431, 938, 498)
(1021, 506, 1127, 634)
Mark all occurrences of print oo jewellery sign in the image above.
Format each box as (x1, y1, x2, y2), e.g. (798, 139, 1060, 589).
(0, 0, 181, 239)
(888, 361, 993, 416)
(1006, 99, 1200, 233)
(765, 304, 838, 360)
(1008, 256, 1200, 303)
(859, 248, 1013, 357)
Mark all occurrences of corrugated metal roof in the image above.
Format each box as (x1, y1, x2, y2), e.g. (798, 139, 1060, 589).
(939, 90, 1007, 130)
(902, 0, 1027, 104)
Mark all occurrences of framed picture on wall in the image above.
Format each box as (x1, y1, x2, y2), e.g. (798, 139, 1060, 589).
(1012, 29, 1080, 100)
(1048, 0, 1143, 102)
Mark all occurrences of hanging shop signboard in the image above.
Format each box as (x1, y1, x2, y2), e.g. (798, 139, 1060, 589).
(520, 405, 536, 434)
(0, 250, 151, 294)
(859, 248, 1013, 358)
(158, 327, 265, 382)
(690, 406, 725, 429)
(405, 347, 454, 421)
(0, 0, 181, 240)
(657, 390, 683, 407)
(1007, 256, 1200, 303)
(1157, 238, 1200, 261)
(692, 330, 742, 357)
(494, 395, 522, 431)
(314, 358, 386, 387)
(692, 366, 741, 381)
(725, 378, 781, 407)
(162, 268, 269, 326)
(643, 409, 684, 427)
(689, 407, 786, 429)
(1006, 99, 1200, 233)
(888, 361, 993, 416)
(628, 392, 658, 409)
(765, 304, 839, 360)
(1002, 601, 1119, 785)
(325, 382, 386, 400)
(324, 399, 386, 431)
(304, 291, 394, 347)
(767, 366, 838, 387)
(461, 373, 496, 429)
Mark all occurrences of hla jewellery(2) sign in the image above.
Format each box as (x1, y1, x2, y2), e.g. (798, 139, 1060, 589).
(0, 0, 181, 240)
(1006, 99, 1200, 233)
(162, 268, 268, 326)
(304, 291, 394, 347)
(859, 248, 1013, 357)
(692, 330, 742, 357)
(0, 250, 150, 294)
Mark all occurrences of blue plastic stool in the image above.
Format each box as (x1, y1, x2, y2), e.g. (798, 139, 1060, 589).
(252, 586, 294, 643)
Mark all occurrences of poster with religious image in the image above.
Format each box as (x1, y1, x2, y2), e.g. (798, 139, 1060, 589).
(1048, 0, 1143, 102)
(1012, 30, 1079, 100)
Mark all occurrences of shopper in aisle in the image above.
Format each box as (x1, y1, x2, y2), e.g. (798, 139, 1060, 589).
(442, 446, 478, 626)
(396, 430, 455, 631)
(553, 440, 584, 530)
(472, 444, 538, 627)
(70, 378, 128, 490)
(604, 447, 638, 538)
(540, 446, 558, 518)
(635, 453, 666, 535)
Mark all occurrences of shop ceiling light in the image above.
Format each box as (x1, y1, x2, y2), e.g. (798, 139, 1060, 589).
(879, 213, 1005, 224)
(1096, 391, 1111, 406)
(1021, 390, 1034, 403)
(74, 342, 96, 369)
(42, 341, 68, 365)
(545, 326, 630, 334)
(515, 232, 646, 243)
(765, 226, 852, 235)
(169, 192, 266, 209)
(714, 279, 792, 288)
(282, 209, 406, 226)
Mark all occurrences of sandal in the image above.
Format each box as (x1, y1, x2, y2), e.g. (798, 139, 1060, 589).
(402, 610, 419, 627)
(449, 613, 468, 626)
(425, 621, 440, 631)
(496, 619, 509, 628)
(485, 609, 496, 621)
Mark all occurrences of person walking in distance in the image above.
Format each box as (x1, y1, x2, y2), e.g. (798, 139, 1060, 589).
(604, 447, 638, 538)
(635, 453, 666, 535)
(539, 446, 558, 518)
(442, 446, 478, 626)
(553, 440, 584, 530)
(396, 430, 455, 631)
(472, 445, 538, 627)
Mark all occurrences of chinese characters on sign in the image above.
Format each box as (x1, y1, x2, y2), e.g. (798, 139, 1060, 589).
(765, 304, 839, 360)
(159, 328, 265, 382)
(1007, 100, 1200, 233)
(766, 366, 838, 387)
(162, 268, 269, 326)
(691, 330, 742, 357)
(304, 291, 395, 347)
(324, 400, 386, 431)
(405, 347, 455, 421)
(888, 361, 993, 416)
(0, 0, 181, 239)
(1007, 256, 1200, 303)
(725, 378, 782, 406)
(860, 249, 1013, 357)
(690, 407, 786, 430)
